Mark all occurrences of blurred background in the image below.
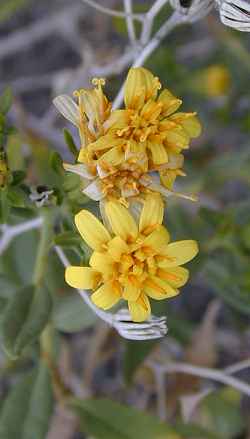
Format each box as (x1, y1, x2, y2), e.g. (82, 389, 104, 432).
(0, 1, 250, 438)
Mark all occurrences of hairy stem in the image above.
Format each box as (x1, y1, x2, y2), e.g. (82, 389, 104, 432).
(33, 208, 54, 287)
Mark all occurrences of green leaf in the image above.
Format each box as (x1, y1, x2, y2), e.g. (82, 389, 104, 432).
(0, 187, 10, 223)
(0, 0, 32, 22)
(6, 134, 25, 171)
(1, 285, 52, 358)
(11, 170, 26, 186)
(54, 230, 82, 248)
(201, 388, 245, 438)
(0, 273, 17, 298)
(70, 398, 176, 439)
(0, 362, 53, 439)
(49, 151, 64, 176)
(63, 128, 78, 159)
(0, 297, 8, 326)
(52, 292, 97, 333)
(7, 187, 28, 208)
(204, 260, 250, 315)
(123, 340, 157, 384)
(0, 227, 38, 284)
(0, 87, 12, 115)
(174, 422, 222, 439)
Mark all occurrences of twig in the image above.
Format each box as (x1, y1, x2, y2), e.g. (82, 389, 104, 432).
(148, 361, 250, 397)
(123, 0, 137, 46)
(81, 0, 144, 21)
(0, 4, 83, 60)
(91, 49, 134, 77)
(113, 11, 183, 109)
(141, 0, 169, 45)
(153, 370, 167, 421)
(225, 358, 250, 375)
(0, 218, 42, 255)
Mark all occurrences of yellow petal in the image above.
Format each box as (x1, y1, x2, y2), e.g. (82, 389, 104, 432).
(142, 225, 170, 253)
(160, 170, 178, 190)
(181, 115, 201, 138)
(105, 201, 138, 242)
(139, 194, 164, 234)
(123, 279, 141, 301)
(165, 128, 189, 150)
(75, 210, 111, 251)
(107, 236, 129, 262)
(124, 68, 146, 110)
(104, 109, 130, 131)
(89, 251, 114, 276)
(124, 67, 160, 110)
(170, 113, 202, 138)
(88, 135, 124, 152)
(147, 142, 168, 165)
(158, 89, 182, 116)
(128, 293, 151, 322)
(144, 276, 178, 299)
(91, 281, 121, 310)
(65, 266, 100, 289)
(98, 146, 124, 167)
(161, 240, 199, 267)
(165, 152, 184, 169)
(157, 266, 189, 288)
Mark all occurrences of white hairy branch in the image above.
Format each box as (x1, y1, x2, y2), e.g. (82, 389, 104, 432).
(81, 0, 144, 20)
(113, 11, 183, 109)
(148, 360, 250, 397)
(0, 218, 43, 255)
(123, 0, 137, 46)
(141, 0, 170, 45)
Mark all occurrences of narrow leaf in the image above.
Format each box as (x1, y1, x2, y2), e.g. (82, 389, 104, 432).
(1, 285, 52, 358)
(0, 362, 53, 439)
(63, 128, 79, 158)
(0, 87, 12, 114)
(70, 397, 175, 439)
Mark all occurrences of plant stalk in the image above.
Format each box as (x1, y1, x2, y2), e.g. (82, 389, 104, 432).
(33, 208, 54, 287)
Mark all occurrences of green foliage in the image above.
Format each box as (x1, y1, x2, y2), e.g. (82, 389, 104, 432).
(63, 128, 78, 159)
(1, 285, 52, 358)
(201, 388, 245, 438)
(54, 230, 82, 248)
(52, 292, 97, 333)
(49, 151, 64, 176)
(70, 398, 176, 439)
(0, 0, 32, 22)
(123, 340, 157, 384)
(0, 362, 53, 439)
(0, 88, 12, 115)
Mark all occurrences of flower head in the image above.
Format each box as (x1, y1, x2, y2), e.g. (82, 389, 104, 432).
(65, 195, 198, 322)
(85, 67, 201, 190)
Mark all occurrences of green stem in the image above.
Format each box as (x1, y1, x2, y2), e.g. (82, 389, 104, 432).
(33, 208, 54, 287)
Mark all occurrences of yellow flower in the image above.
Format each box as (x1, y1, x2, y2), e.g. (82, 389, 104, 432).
(65, 195, 198, 322)
(203, 65, 231, 97)
(85, 67, 201, 190)
(53, 78, 111, 147)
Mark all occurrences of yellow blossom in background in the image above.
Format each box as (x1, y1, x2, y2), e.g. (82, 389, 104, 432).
(194, 65, 231, 97)
(204, 65, 231, 97)
(65, 195, 198, 322)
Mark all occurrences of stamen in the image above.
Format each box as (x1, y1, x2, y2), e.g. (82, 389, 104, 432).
(92, 77, 106, 87)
